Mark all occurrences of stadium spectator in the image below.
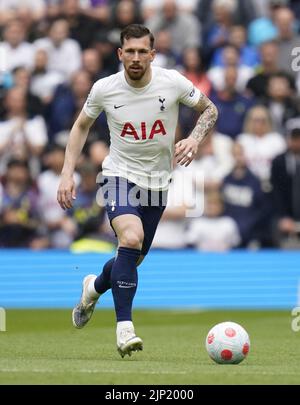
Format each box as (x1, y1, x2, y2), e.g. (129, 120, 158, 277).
(251, 0, 272, 18)
(10, 66, 45, 117)
(273, 6, 300, 77)
(0, 87, 48, 177)
(0, 0, 46, 27)
(247, 17, 278, 48)
(146, 0, 201, 55)
(188, 129, 234, 198)
(141, 0, 198, 21)
(152, 166, 200, 249)
(221, 143, 268, 247)
(151, 30, 180, 69)
(67, 161, 116, 251)
(181, 47, 211, 96)
(237, 105, 286, 187)
(271, 128, 300, 248)
(82, 48, 110, 82)
(0, 66, 45, 119)
(177, 48, 212, 137)
(87, 141, 109, 167)
(196, 0, 256, 32)
(34, 19, 82, 81)
(200, 0, 250, 62)
(0, 159, 46, 248)
(37, 144, 80, 248)
(30, 49, 65, 105)
(109, 0, 142, 48)
(0, 2, 299, 254)
(246, 41, 283, 99)
(186, 190, 241, 252)
(59, 0, 100, 49)
(44, 1, 62, 21)
(48, 70, 92, 141)
(0, 18, 34, 72)
(93, 31, 120, 75)
(210, 25, 260, 68)
(208, 44, 255, 92)
(79, 0, 111, 24)
(210, 66, 255, 139)
(262, 72, 299, 134)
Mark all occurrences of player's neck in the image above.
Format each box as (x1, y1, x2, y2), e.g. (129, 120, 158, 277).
(124, 68, 152, 89)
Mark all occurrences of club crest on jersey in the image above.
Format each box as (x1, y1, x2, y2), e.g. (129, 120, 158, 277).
(159, 97, 166, 111)
(120, 120, 166, 140)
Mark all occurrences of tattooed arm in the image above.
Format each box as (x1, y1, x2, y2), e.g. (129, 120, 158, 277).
(175, 94, 218, 167)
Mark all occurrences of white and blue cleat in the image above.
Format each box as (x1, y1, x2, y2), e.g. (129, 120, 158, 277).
(72, 275, 99, 329)
(117, 327, 143, 358)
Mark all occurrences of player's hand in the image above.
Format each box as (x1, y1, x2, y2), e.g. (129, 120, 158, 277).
(175, 137, 199, 167)
(57, 175, 76, 210)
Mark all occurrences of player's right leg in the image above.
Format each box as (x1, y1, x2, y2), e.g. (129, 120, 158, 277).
(111, 214, 144, 357)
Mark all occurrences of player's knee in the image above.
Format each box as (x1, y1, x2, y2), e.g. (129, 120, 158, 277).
(119, 229, 143, 250)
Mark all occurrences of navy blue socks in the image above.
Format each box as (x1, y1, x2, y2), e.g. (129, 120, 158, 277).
(94, 247, 141, 322)
(111, 247, 140, 322)
(94, 257, 115, 294)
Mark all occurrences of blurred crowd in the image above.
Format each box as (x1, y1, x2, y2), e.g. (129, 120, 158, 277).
(0, 0, 300, 251)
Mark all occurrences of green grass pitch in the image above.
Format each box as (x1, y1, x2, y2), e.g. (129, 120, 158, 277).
(0, 309, 299, 385)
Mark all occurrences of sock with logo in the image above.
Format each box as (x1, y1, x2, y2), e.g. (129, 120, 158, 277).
(94, 258, 115, 294)
(111, 247, 140, 322)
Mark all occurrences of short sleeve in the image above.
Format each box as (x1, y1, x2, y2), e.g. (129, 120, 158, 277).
(83, 81, 104, 119)
(173, 70, 201, 107)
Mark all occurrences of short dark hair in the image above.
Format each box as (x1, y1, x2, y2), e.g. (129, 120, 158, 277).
(120, 24, 154, 49)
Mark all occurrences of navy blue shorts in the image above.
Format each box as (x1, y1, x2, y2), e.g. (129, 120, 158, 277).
(99, 176, 168, 256)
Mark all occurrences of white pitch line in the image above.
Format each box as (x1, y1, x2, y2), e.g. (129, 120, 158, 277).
(0, 368, 187, 375)
(1, 368, 300, 377)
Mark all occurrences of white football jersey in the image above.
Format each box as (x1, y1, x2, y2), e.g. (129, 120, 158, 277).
(83, 66, 201, 190)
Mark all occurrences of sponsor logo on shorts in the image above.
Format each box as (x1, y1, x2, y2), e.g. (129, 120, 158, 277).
(111, 200, 116, 212)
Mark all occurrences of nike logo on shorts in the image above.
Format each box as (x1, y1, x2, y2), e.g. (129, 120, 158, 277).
(114, 104, 125, 109)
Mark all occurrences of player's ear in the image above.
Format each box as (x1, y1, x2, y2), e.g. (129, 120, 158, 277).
(150, 48, 156, 62)
(117, 48, 123, 61)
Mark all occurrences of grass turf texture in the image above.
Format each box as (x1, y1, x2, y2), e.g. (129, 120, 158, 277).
(0, 309, 299, 385)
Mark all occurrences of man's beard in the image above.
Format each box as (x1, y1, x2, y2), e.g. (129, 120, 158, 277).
(126, 65, 146, 81)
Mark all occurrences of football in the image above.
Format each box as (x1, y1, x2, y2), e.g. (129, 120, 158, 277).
(205, 321, 250, 364)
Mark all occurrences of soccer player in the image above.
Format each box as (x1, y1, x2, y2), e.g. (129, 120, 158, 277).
(57, 24, 218, 358)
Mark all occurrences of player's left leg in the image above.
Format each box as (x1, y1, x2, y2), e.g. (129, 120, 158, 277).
(72, 273, 100, 329)
(72, 255, 146, 330)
